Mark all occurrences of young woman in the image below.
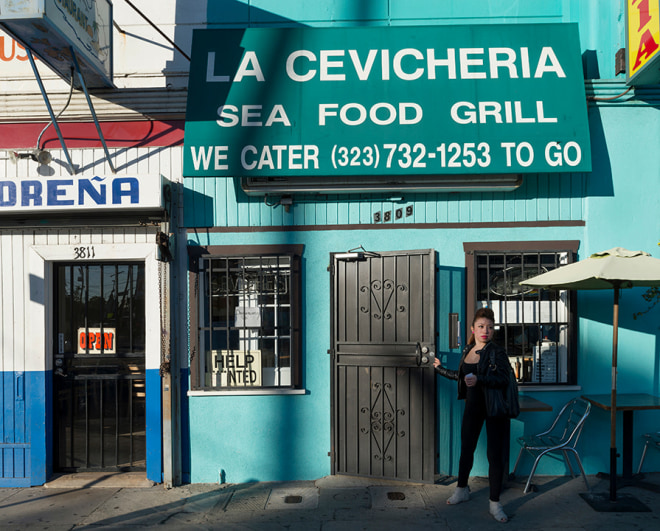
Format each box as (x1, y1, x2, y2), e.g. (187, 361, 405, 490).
(434, 307, 511, 523)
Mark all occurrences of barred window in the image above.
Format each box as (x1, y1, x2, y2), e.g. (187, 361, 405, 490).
(466, 242, 578, 386)
(189, 246, 302, 392)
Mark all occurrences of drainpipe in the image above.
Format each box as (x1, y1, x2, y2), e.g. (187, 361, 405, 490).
(158, 184, 174, 488)
(159, 246, 173, 488)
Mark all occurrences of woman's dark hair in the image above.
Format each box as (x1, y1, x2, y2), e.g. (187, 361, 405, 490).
(472, 307, 495, 325)
(467, 307, 495, 344)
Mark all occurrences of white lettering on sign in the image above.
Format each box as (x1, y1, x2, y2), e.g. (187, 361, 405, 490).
(450, 101, 557, 124)
(275, 46, 565, 83)
(206, 51, 265, 82)
(216, 104, 291, 127)
(240, 145, 319, 171)
(77, 327, 116, 354)
(544, 141, 582, 167)
(190, 139, 583, 173)
(189, 146, 229, 170)
(318, 102, 423, 126)
(184, 25, 591, 177)
(501, 142, 535, 167)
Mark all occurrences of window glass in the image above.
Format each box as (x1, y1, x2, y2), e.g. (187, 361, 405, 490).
(54, 263, 145, 356)
(195, 254, 299, 390)
(473, 250, 573, 385)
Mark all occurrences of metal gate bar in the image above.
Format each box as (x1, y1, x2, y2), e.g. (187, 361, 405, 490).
(56, 374, 146, 471)
(332, 250, 436, 484)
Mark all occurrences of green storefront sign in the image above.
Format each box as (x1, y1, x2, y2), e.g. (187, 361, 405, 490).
(183, 24, 591, 177)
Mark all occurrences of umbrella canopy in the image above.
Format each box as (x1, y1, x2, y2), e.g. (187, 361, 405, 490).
(520, 248, 660, 290)
(521, 247, 660, 501)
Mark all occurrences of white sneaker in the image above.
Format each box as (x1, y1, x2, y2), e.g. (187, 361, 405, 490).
(446, 486, 470, 505)
(489, 500, 508, 523)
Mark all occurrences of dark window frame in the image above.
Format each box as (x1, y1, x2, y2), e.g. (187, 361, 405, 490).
(53, 261, 146, 358)
(464, 241, 579, 386)
(188, 244, 303, 391)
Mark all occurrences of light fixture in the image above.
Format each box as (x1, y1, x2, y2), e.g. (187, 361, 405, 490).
(34, 149, 52, 165)
(242, 174, 523, 195)
(8, 149, 52, 165)
(334, 252, 365, 261)
(334, 245, 376, 262)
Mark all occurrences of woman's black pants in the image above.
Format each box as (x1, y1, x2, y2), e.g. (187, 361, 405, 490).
(456, 402, 509, 502)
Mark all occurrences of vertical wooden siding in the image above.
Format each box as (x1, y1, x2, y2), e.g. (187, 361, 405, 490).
(184, 173, 587, 228)
(0, 146, 177, 484)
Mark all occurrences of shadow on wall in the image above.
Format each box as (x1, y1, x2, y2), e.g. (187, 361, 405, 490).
(632, 288, 660, 394)
(579, 288, 659, 342)
(172, 0, 314, 483)
(582, 50, 614, 198)
(183, 185, 215, 227)
(175, 1, 304, 228)
(584, 103, 614, 198)
(163, 0, 303, 89)
(582, 49, 600, 80)
(578, 288, 660, 395)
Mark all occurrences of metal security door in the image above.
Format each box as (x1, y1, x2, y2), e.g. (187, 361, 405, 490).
(331, 249, 436, 483)
(53, 263, 146, 472)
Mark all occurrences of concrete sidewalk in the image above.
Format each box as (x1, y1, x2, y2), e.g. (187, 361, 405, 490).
(1, 472, 660, 530)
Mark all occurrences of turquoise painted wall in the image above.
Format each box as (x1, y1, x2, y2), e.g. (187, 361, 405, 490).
(183, 0, 660, 483)
(185, 173, 587, 228)
(577, 99, 660, 475)
(187, 224, 586, 483)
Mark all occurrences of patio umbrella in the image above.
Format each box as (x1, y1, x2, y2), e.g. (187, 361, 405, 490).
(520, 247, 660, 502)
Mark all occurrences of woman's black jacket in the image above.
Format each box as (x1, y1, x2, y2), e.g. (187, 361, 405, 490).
(435, 341, 510, 400)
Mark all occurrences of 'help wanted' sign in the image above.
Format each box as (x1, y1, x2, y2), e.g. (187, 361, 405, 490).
(211, 350, 262, 387)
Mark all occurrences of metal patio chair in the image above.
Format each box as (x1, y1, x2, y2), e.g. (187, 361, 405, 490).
(636, 432, 660, 474)
(512, 397, 591, 493)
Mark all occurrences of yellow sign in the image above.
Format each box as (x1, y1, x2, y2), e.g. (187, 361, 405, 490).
(628, 0, 660, 82)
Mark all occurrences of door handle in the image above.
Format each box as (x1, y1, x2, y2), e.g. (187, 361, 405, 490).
(55, 358, 67, 377)
(416, 343, 430, 366)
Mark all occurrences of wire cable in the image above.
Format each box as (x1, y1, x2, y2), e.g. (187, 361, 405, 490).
(121, 0, 191, 62)
(587, 86, 633, 101)
(36, 66, 75, 149)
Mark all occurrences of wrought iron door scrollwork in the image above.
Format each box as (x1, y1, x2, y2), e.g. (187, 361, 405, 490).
(360, 279, 408, 320)
(366, 380, 404, 462)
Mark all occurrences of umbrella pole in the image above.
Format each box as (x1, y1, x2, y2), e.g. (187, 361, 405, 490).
(610, 286, 620, 502)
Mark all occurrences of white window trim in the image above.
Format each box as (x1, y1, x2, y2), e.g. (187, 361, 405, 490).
(187, 389, 307, 397)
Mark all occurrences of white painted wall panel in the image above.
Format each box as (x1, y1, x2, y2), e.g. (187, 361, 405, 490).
(0, 145, 184, 376)
(0, 231, 14, 373)
(0, 227, 162, 373)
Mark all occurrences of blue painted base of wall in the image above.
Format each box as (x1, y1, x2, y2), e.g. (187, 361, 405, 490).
(1, 369, 162, 487)
(0, 371, 47, 487)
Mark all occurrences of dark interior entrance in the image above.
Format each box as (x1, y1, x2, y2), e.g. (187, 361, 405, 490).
(53, 262, 146, 472)
(330, 249, 436, 483)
